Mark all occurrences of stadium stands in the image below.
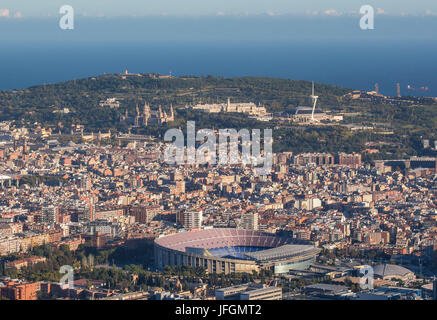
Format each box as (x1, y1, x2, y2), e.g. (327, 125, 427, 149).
(155, 228, 320, 275)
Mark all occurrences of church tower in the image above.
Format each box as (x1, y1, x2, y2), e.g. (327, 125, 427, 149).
(158, 105, 163, 124)
(122, 108, 128, 122)
(135, 104, 140, 126)
(170, 104, 175, 121)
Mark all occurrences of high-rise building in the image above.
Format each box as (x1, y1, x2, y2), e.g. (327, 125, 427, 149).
(181, 210, 203, 229)
(130, 205, 160, 224)
(175, 180, 186, 195)
(84, 197, 96, 222)
(240, 212, 259, 231)
(80, 175, 91, 191)
(294, 153, 334, 167)
(337, 153, 362, 169)
(42, 206, 59, 225)
(423, 139, 430, 149)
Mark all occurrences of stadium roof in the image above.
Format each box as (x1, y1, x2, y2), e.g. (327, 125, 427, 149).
(244, 244, 319, 262)
(373, 264, 413, 278)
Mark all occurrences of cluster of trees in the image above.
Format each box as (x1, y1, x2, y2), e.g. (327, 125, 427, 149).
(0, 240, 155, 288)
(1, 245, 77, 282)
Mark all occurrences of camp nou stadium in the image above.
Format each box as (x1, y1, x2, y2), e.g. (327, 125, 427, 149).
(154, 228, 321, 274)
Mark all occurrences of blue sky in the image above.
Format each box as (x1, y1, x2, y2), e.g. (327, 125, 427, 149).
(1, 0, 437, 17)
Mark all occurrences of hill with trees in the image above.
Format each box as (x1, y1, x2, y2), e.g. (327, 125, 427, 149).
(1, 73, 437, 159)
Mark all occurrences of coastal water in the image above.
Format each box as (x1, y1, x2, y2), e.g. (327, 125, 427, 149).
(0, 16, 436, 96)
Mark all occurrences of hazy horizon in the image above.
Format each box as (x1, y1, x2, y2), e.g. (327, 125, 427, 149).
(1, 0, 437, 17)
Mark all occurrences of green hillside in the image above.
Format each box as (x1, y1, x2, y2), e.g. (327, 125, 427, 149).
(1, 73, 437, 160)
(0, 73, 348, 129)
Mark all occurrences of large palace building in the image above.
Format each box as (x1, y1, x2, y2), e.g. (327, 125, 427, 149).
(191, 98, 269, 118)
(121, 103, 175, 126)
